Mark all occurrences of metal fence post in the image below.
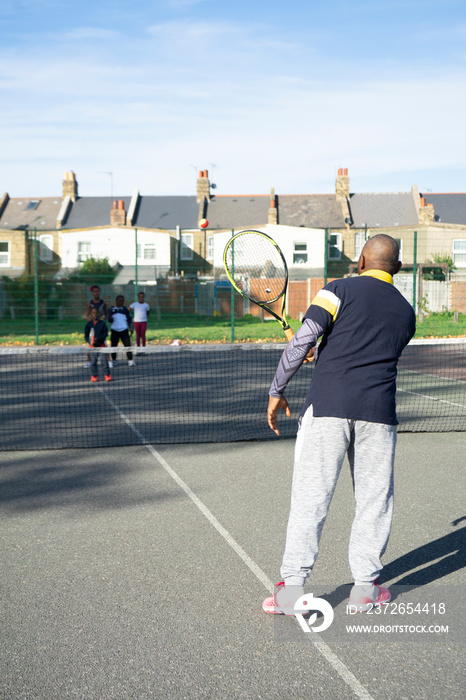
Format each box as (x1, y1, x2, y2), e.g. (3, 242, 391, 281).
(230, 229, 235, 343)
(135, 228, 138, 296)
(33, 228, 39, 344)
(324, 229, 328, 286)
(413, 230, 417, 313)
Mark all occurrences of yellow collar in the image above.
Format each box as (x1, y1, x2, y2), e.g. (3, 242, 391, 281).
(359, 269, 394, 285)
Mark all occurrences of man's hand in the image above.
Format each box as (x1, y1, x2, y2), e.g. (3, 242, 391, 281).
(267, 396, 291, 436)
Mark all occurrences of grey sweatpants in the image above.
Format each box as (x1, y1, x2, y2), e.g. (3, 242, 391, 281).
(280, 406, 397, 586)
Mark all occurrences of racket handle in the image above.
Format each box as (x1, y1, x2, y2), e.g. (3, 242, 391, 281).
(284, 327, 294, 342)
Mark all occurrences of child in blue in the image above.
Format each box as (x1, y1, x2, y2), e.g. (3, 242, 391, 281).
(84, 307, 111, 382)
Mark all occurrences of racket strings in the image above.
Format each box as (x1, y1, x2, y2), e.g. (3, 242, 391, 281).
(225, 234, 287, 303)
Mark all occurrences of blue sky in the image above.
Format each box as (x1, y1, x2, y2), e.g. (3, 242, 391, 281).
(1, 0, 465, 197)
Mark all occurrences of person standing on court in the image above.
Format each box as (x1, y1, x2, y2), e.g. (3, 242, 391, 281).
(84, 285, 108, 369)
(130, 291, 150, 352)
(108, 295, 135, 367)
(84, 306, 111, 382)
(263, 234, 416, 615)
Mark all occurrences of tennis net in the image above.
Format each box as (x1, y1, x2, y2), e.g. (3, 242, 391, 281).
(1, 338, 465, 450)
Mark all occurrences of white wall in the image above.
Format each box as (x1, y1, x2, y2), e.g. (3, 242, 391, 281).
(60, 228, 172, 269)
(211, 225, 325, 270)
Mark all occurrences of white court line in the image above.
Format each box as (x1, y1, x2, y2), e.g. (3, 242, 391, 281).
(101, 389, 375, 700)
(398, 389, 466, 409)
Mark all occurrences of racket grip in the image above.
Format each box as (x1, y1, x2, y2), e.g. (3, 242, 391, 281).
(284, 327, 294, 342)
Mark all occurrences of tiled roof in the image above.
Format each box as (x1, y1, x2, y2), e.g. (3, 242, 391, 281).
(348, 193, 418, 228)
(0, 197, 62, 230)
(276, 195, 345, 228)
(204, 195, 270, 229)
(61, 195, 199, 230)
(420, 194, 466, 226)
(62, 196, 132, 229)
(135, 196, 198, 229)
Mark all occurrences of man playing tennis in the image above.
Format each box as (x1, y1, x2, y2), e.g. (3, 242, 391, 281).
(263, 234, 416, 614)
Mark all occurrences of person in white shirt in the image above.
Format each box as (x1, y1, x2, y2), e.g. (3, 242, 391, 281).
(109, 295, 135, 366)
(130, 292, 150, 350)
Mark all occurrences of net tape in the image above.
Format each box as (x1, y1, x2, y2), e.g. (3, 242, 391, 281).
(1, 338, 465, 450)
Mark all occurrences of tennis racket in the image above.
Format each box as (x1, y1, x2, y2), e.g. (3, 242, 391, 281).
(89, 326, 95, 347)
(224, 230, 294, 341)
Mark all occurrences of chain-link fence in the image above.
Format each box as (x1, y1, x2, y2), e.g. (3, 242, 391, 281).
(1, 228, 464, 344)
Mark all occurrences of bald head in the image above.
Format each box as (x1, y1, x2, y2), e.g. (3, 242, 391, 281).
(358, 234, 401, 276)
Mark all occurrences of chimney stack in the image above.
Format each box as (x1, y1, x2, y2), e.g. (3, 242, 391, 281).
(268, 188, 278, 224)
(335, 167, 351, 225)
(418, 198, 435, 225)
(197, 169, 211, 203)
(335, 167, 350, 201)
(110, 199, 127, 226)
(62, 171, 78, 201)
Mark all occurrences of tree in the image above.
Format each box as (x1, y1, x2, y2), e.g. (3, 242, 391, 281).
(66, 257, 119, 284)
(430, 251, 456, 273)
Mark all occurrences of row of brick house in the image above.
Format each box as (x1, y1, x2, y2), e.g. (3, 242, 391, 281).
(1, 168, 466, 314)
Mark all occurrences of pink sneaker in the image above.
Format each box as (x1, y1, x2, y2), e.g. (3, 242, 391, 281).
(348, 581, 391, 612)
(262, 582, 306, 615)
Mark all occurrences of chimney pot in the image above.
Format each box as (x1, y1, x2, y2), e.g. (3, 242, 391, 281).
(113, 201, 118, 209)
(203, 169, 208, 178)
(199, 170, 203, 178)
(343, 168, 348, 176)
(118, 200, 124, 210)
(420, 197, 426, 207)
(338, 168, 342, 176)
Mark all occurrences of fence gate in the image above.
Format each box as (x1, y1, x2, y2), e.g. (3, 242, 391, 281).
(196, 281, 215, 315)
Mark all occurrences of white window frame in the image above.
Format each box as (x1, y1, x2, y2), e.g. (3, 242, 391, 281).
(78, 241, 92, 264)
(180, 233, 193, 261)
(453, 239, 466, 267)
(328, 233, 342, 260)
(39, 234, 53, 262)
(207, 235, 214, 260)
(137, 243, 156, 262)
(353, 232, 366, 260)
(293, 242, 308, 265)
(0, 241, 10, 266)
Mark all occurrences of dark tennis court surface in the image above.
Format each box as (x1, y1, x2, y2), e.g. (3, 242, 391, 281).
(1, 340, 465, 451)
(1, 432, 465, 699)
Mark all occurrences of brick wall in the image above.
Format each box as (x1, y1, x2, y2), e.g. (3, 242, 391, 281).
(451, 282, 466, 313)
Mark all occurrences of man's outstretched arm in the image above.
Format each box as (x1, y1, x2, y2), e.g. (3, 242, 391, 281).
(267, 318, 323, 435)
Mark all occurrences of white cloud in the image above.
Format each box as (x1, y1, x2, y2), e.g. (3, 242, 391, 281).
(0, 5, 465, 197)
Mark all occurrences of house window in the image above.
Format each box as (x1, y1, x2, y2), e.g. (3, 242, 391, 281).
(293, 242, 308, 264)
(453, 239, 466, 266)
(328, 233, 342, 260)
(137, 243, 156, 261)
(207, 236, 214, 260)
(78, 242, 91, 263)
(0, 241, 10, 266)
(180, 233, 193, 261)
(353, 232, 366, 260)
(39, 234, 53, 262)
(143, 244, 156, 260)
(26, 200, 40, 210)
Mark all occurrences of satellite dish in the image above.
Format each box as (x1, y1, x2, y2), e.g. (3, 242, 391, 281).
(211, 183, 217, 189)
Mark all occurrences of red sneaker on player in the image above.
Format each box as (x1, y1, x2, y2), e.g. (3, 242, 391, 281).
(348, 581, 391, 612)
(262, 582, 306, 615)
